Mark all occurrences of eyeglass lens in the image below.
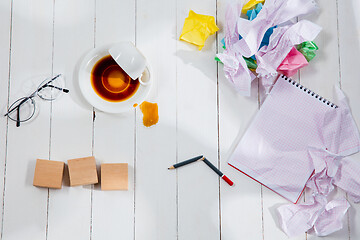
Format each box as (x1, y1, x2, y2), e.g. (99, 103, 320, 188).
(7, 97, 36, 125)
(37, 75, 67, 101)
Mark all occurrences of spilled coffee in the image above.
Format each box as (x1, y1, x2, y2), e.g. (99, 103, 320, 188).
(91, 55, 140, 102)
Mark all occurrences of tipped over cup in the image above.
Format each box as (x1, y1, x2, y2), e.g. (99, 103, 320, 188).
(78, 42, 153, 113)
(109, 42, 149, 85)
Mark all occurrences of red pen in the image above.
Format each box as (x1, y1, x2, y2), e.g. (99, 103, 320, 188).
(203, 158, 234, 186)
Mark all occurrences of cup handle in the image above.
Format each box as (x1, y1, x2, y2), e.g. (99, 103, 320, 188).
(138, 67, 151, 86)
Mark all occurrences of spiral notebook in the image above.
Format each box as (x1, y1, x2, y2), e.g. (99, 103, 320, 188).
(228, 75, 340, 203)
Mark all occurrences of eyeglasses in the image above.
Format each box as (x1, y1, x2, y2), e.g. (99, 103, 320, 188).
(4, 74, 69, 127)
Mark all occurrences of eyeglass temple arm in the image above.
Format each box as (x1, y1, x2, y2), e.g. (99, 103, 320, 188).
(36, 74, 61, 92)
(16, 106, 20, 127)
(47, 85, 69, 93)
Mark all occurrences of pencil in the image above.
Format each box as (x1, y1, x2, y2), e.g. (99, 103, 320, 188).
(168, 155, 204, 169)
(203, 158, 234, 186)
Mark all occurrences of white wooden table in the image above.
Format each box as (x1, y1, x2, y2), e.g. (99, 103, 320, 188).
(0, 0, 359, 239)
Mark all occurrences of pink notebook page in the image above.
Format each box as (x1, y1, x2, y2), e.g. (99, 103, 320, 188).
(228, 75, 338, 203)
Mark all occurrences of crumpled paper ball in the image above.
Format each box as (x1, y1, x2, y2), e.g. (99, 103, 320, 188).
(297, 41, 319, 62)
(277, 47, 309, 77)
(180, 10, 219, 50)
(242, 0, 265, 14)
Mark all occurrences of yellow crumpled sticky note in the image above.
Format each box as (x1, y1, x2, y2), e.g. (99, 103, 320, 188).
(179, 10, 219, 50)
(242, 0, 265, 14)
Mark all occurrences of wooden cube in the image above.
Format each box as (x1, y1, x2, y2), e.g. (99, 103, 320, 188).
(101, 163, 128, 190)
(67, 156, 98, 186)
(33, 159, 65, 189)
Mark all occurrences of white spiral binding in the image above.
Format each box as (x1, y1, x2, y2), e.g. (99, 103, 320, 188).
(280, 75, 338, 108)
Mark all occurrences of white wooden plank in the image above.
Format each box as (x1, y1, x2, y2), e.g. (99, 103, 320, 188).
(300, 0, 349, 239)
(260, 74, 305, 240)
(91, 0, 135, 239)
(258, 13, 303, 240)
(337, 0, 360, 239)
(134, 0, 178, 239)
(176, 1, 220, 239)
(217, 9, 303, 240)
(1, 0, 53, 239)
(0, 0, 11, 233)
(216, 1, 264, 239)
(299, 0, 340, 99)
(0, 1, 12, 237)
(47, 0, 94, 239)
(219, 79, 263, 239)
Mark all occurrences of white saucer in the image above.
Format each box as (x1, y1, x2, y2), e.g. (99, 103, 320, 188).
(78, 44, 152, 113)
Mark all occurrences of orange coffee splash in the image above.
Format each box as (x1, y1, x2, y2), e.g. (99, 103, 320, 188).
(139, 101, 159, 127)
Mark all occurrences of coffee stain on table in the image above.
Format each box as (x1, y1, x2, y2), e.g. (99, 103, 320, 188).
(140, 101, 159, 127)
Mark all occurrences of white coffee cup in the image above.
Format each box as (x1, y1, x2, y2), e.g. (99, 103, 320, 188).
(109, 42, 149, 85)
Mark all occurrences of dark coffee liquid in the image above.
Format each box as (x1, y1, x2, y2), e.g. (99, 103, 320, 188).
(91, 55, 140, 102)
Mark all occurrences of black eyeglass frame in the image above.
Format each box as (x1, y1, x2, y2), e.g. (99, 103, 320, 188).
(4, 74, 69, 127)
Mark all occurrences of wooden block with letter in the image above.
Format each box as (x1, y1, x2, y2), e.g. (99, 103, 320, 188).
(67, 156, 98, 186)
(33, 159, 65, 189)
(101, 163, 128, 190)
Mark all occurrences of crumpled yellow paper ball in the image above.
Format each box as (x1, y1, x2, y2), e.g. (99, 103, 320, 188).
(242, 0, 265, 14)
(179, 10, 219, 50)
